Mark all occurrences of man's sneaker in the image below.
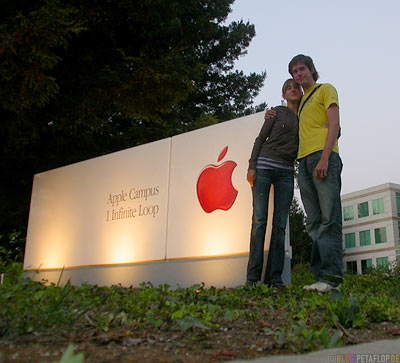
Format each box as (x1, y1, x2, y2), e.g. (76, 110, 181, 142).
(303, 281, 334, 293)
(321, 274, 343, 286)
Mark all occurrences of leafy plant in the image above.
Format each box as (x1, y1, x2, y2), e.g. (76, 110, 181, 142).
(271, 321, 343, 353)
(55, 345, 84, 363)
(328, 294, 367, 328)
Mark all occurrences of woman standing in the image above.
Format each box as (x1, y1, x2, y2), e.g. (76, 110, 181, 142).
(246, 79, 302, 289)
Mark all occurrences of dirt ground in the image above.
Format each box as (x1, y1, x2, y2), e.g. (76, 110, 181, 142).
(1, 321, 400, 362)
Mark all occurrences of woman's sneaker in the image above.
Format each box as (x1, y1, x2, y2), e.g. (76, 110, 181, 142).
(245, 280, 258, 288)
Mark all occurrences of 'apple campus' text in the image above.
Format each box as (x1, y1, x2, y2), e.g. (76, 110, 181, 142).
(106, 186, 160, 221)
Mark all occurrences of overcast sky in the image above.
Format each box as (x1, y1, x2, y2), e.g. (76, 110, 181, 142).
(228, 0, 400, 195)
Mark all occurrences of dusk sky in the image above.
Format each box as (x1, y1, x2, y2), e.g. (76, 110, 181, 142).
(228, 0, 400, 195)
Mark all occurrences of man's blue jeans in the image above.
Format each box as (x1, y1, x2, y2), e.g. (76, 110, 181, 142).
(247, 168, 294, 285)
(298, 151, 344, 285)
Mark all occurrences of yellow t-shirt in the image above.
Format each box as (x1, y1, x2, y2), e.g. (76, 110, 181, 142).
(297, 83, 339, 159)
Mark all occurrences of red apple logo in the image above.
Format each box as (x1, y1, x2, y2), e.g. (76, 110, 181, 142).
(197, 146, 238, 213)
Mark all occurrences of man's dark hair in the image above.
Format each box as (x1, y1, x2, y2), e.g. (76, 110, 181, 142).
(288, 54, 319, 81)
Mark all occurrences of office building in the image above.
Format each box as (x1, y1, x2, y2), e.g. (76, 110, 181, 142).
(342, 183, 400, 274)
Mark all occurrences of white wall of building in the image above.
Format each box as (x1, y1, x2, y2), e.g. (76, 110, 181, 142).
(342, 183, 400, 274)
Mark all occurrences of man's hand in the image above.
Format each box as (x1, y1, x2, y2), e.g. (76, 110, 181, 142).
(314, 104, 340, 181)
(247, 169, 256, 187)
(314, 158, 328, 180)
(264, 108, 276, 120)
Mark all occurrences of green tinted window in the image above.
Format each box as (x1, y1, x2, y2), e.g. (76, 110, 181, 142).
(358, 202, 369, 218)
(376, 257, 389, 268)
(374, 227, 387, 244)
(398, 221, 400, 239)
(343, 206, 354, 221)
(345, 233, 356, 248)
(372, 198, 384, 215)
(346, 261, 357, 274)
(396, 193, 400, 217)
(361, 259, 372, 274)
(359, 230, 371, 246)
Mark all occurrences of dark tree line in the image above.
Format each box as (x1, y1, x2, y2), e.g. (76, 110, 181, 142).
(289, 197, 312, 266)
(0, 0, 267, 260)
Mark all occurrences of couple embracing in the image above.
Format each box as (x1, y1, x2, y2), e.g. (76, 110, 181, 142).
(246, 54, 343, 293)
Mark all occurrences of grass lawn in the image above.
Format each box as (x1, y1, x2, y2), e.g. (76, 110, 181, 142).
(1, 263, 399, 362)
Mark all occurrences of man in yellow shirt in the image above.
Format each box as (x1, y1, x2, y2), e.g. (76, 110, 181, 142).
(289, 54, 343, 293)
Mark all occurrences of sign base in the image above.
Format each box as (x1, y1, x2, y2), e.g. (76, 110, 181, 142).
(25, 253, 291, 289)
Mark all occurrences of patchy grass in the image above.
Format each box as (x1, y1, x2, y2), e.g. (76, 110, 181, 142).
(1, 263, 400, 362)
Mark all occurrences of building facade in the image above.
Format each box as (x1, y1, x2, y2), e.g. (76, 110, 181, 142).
(342, 183, 400, 274)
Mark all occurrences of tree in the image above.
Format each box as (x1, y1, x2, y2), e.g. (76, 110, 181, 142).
(289, 197, 312, 266)
(0, 0, 266, 260)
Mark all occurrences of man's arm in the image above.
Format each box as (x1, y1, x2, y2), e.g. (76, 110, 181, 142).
(314, 104, 340, 180)
(264, 109, 276, 120)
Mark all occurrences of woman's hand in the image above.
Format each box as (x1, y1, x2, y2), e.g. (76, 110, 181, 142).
(247, 169, 256, 187)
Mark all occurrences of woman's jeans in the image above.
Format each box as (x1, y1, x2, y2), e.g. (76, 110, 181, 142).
(298, 151, 344, 285)
(247, 168, 294, 285)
